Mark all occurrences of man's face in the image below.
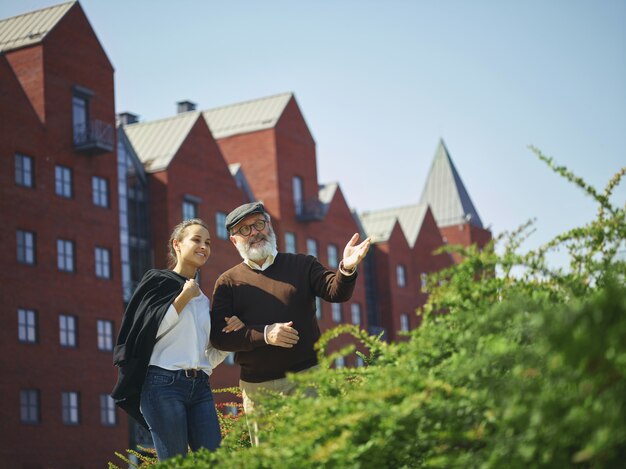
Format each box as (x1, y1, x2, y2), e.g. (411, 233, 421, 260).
(229, 213, 276, 262)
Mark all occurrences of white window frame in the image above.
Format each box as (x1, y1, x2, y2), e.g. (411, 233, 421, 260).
(97, 320, 114, 351)
(397, 264, 406, 288)
(400, 313, 409, 332)
(59, 314, 77, 348)
(95, 247, 111, 279)
(57, 239, 75, 272)
(327, 244, 338, 268)
(100, 394, 117, 426)
(20, 389, 40, 424)
(62, 391, 80, 425)
(351, 303, 361, 325)
(216, 212, 228, 240)
(15, 153, 34, 188)
(55, 165, 72, 198)
(293, 176, 303, 216)
(285, 232, 296, 254)
(17, 230, 36, 265)
(182, 199, 197, 221)
(307, 238, 318, 257)
(18, 308, 37, 343)
(92, 176, 109, 208)
(332, 303, 342, 323)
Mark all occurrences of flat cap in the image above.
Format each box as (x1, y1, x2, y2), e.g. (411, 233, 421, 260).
(225, 202, 267, 232)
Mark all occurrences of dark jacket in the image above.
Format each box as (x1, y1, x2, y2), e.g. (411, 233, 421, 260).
(110, 269, 185, 429)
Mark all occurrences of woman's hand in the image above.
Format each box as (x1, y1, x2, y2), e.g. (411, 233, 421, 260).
(223, 315, 245, 333)
(182, 279, 200, 300)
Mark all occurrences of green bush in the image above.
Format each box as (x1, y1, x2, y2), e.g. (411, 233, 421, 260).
(119, 150, 625, 468)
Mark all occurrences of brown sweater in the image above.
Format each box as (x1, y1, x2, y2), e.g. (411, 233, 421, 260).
(210, 253, 357, 382)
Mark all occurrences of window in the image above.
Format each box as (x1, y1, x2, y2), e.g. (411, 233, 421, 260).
(55, 165, 73, 198)
(20, 389, 40, 424)
(400, 314, 410, 332)
(292, 176, 303, 215)
(97, 320, 114, 351)
(224, 353, 235, 366)
(327, 244, 338, 269)
(92, 176, 109, 207)
(59, 315, 77, 348)
(62, 392, 80, 425)
(18, 309, 37, 343)
(334, 357, 345, 368)
(73, 94, 89, 145)
(332, 303, 342, 323)
(15, 154, 34, 188)
(306, 238, 318, 257)
(315, 297, 322, 320)
(17, 230, 36, 265)
(57, 239, 75, 272)
(100, 394, 117, 426)
(216, 212, 228, 239)
(396, 264, 406, 288)
(356, 356, 365, 367)
(285, 232, 296, 254)
(95, 247, 111, 279)
(420, 272, 428, 291)
(182, 199, 197, 221)
(351, 303, 361, 325)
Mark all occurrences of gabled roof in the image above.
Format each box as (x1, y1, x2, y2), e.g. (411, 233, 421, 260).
(359, 203, 429, 247)
(418, 139, 483, 228)
(203, 92, 292, 139)
(122, 112, 200, 173)
(0, 1, 74, 53)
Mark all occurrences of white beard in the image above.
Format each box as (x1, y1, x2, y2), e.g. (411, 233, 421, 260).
(235, 225, 277, 263)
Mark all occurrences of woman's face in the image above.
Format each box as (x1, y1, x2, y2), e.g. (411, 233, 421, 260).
(175, 224, 211, 269)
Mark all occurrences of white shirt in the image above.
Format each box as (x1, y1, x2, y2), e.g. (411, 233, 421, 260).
(149, 289, 229, 375)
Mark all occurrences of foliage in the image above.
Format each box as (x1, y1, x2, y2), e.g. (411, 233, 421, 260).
(116, 150, 625, 468)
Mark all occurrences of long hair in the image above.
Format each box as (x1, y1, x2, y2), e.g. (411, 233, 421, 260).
(167, 218, 210, 269)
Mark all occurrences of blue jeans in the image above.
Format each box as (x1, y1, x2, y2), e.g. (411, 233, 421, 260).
(140, 366, 221, 460)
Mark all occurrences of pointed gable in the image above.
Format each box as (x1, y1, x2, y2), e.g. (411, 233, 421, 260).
(203, 92, 292, 139)
(122, 112, 200, 172)
(418, 139, 483, 228)
(359, 203, 429, 247)
(0, 1, 74, 53)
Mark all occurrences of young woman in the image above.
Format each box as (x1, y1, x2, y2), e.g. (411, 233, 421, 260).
(111, 218, 242, 460)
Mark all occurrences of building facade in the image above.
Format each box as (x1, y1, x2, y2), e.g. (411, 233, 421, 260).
(0, 2, 491, 468)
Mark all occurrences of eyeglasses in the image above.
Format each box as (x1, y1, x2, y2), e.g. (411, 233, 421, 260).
(232, 219, 267, 237)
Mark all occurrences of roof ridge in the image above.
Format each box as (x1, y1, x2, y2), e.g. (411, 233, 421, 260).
(204, 91, 293, 113)
(0, 1, 74, 23)
(123, 110, 200, 128)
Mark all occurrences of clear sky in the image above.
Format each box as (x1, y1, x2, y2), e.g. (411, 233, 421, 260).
(2, 0, 625, 265)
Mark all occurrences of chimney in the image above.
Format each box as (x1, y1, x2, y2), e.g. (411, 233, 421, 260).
(177, 100, 197, 114)
(117, 112, 139, 125)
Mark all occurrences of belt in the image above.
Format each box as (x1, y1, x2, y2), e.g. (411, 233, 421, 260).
(183, 369, 203, 379)
(148, 366, 206, 379)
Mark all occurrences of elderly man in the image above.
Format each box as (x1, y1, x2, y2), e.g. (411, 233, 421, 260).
(210, 201, 370, 445)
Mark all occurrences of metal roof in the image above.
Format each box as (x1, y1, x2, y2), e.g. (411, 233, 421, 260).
(418, 139, 483, 228)
(122, 112, 200, 173)
(203, 92, 292, 139)
(359, 203, 429, 247)
(0, 2, 74, 53)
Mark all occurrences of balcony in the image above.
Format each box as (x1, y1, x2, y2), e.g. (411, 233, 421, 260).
(73, 119, 114, 155)
(296, 198, 326, 222)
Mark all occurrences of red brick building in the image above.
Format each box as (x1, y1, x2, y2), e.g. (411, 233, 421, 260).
(1, 2, 491, 468)
(0, 3, 125, 468)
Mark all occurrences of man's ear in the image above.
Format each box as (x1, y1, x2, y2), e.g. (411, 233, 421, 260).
(229, 235, 238, 247)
